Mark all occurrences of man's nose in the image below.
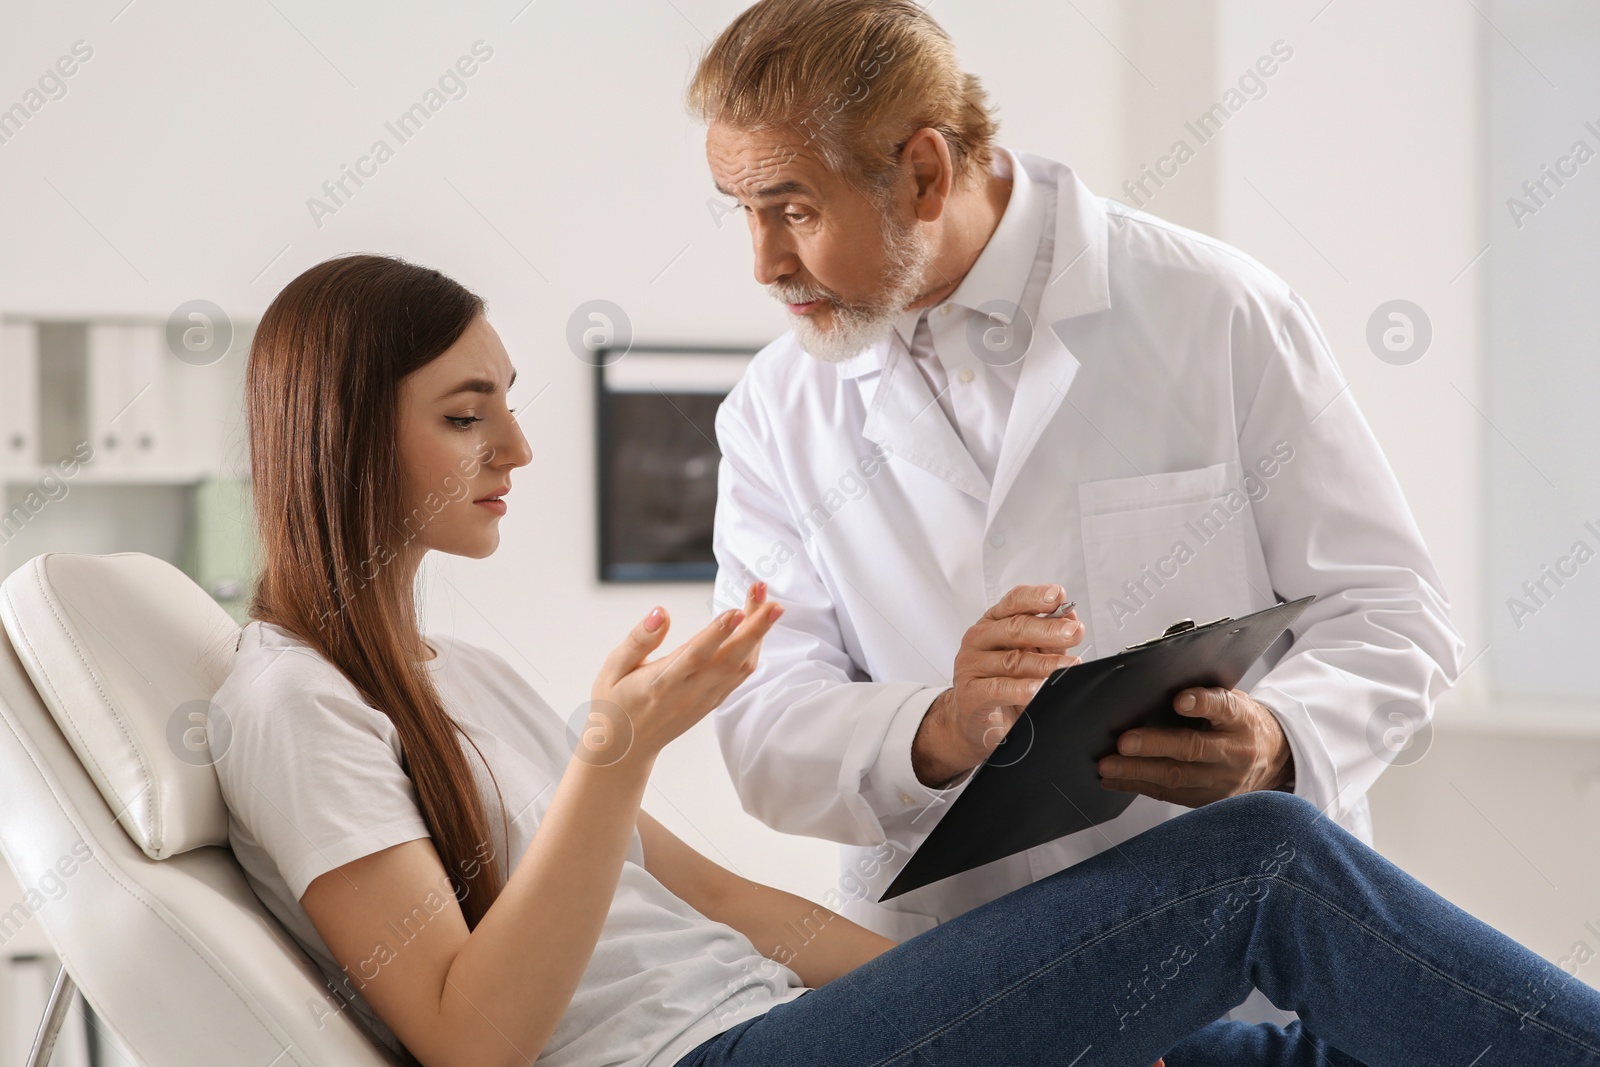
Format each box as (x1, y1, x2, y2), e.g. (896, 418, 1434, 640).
(751, 219, 798, 287)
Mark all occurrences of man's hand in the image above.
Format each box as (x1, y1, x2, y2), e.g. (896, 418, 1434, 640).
(1096, 687, 1294, 806)
(912, 584, 1084, 787)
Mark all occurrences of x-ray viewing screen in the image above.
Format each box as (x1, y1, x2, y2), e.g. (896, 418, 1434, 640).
(596, 348, 755, 582)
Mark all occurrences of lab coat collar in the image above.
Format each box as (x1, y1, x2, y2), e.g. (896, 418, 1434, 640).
(831, 338, 888, 380)
(850, 153, 1112, 512)
(983, 152, 1112, 523)
(888, 146, 1046, 351)
(1022, 150, 1112, 322)
(860, 335, 992, 502)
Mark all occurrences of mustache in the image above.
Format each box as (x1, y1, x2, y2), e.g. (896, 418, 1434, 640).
(767, 279, 837, 306)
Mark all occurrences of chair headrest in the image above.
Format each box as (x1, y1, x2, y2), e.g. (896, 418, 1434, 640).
(0, 552, 243, 859)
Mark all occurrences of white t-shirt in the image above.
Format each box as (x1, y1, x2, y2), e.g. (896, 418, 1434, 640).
(210, 619, 808, 1067)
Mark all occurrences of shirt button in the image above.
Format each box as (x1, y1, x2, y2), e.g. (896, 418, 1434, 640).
(898, 791, 915, 805)
(990, 531, 1006, 548)
(957, 367, 976, 384)
(939, 304, 953, 316)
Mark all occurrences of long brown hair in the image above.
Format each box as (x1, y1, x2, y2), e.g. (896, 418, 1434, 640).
(246, 253, 508, 929)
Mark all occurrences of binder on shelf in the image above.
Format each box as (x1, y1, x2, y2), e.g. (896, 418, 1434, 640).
(86, 323, 128, 475)
(87, 322, 169, 475)
(0, 322, 39, 476)
(125, 324, 170, 471)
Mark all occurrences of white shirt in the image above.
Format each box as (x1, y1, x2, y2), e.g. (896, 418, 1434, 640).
(894, 147, 1052, 486)
(211, 620, 807, 1067)
(708, 147, 1465, 945)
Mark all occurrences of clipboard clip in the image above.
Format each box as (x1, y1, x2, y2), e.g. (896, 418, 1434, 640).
(1123, 614, 1235, 651)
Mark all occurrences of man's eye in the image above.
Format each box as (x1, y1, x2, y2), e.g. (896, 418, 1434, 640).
(785, 211, 810, 223)
(446, 415, 482, 429)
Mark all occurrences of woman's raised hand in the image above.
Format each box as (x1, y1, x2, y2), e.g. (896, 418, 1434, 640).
(587, 582, 783, 764)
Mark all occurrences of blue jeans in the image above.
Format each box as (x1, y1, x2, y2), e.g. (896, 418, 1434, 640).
(675, 791, 1600, 1066)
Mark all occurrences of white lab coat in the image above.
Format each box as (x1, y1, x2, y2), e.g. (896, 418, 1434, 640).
(708, 150, 1465, 945)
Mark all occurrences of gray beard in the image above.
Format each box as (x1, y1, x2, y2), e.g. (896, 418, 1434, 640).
(767, 211, 935, 364)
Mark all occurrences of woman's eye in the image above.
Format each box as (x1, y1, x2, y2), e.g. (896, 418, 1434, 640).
(446, 415, 482, 430)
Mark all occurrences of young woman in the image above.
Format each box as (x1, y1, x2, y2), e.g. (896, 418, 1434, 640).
(211, 253, 1600, 1067)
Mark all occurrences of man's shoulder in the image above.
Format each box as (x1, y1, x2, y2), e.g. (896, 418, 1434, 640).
(1017, 148, 1302, 328)
(740, 329, 808, 385)
(722, 329, 855, 423)
(1101, 198, 1299, 317)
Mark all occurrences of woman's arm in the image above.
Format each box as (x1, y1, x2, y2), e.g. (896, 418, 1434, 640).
(300, 597, 781, 1067)
(637, 811, 898, 987)
(303, 754, 653, 1067)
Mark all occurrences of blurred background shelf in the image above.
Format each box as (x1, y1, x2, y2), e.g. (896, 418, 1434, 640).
(0, 314, 258, 627)
(3, 466, 215, 485)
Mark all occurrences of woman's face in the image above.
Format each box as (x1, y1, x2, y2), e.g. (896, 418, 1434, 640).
(395, 314, 532, 561)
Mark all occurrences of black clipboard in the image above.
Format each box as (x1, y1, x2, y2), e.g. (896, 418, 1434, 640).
(879, 594, 1316, 902)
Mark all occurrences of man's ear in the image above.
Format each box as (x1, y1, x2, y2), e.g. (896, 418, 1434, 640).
(901, 127, 954, 223)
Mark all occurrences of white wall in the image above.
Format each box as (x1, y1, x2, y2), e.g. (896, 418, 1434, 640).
(2, 0, 1597, 1001)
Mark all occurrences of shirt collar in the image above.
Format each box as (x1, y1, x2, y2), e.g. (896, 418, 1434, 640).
(832, 149, 1112, 382)
(889, 146, 1045, 351)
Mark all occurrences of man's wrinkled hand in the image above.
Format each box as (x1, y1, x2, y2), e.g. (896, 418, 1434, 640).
(911, 584, 1084, 787)
(1096, 687, 1293, 806)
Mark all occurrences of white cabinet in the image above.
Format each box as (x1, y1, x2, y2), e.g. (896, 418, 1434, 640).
(0, 315, 256, 621)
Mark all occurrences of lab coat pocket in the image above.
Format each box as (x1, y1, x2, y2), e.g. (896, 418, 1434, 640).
(1077, 461, 1255, 657)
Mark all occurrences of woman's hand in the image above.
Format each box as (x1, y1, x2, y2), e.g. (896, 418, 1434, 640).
(587, 582, 783, 763)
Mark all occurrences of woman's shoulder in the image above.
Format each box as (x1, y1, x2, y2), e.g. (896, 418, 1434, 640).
(210, 620, 430, 904)
(220, 620, 358, 698)
(213, 620, 401, 751)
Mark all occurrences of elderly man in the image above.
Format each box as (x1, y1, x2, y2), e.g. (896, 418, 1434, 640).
(691, 0, 1463, 1020)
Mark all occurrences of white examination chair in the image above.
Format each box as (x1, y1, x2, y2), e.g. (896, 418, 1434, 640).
(0, 552, 408, 1066)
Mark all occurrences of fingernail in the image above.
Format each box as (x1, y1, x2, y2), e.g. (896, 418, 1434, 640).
(755, 581, 767, 599)
(727, 610, 746, 629)
(1177, 693, 1196, 711)
(1122, 733, 1142, 755)
(771, 604, 785, 620)
(644, 607, 664, 632)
